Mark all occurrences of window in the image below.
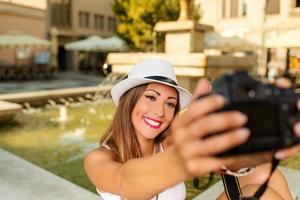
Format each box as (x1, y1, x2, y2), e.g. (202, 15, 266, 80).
(107, 17, 116, 31)
(79, 11, 90, 28)
(94, 14, 104, 30)
(230, 0, 239, 17)
(50, 0, 71, 28)
(242, 1, 247, 16)
(222, 0, 227, 18)
(266, 0, 280, 14)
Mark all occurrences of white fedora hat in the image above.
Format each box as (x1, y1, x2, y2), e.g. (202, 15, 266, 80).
(111, 58, 192, 109)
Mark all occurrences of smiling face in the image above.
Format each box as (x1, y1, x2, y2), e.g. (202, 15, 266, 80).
(131, 83, 178, 141)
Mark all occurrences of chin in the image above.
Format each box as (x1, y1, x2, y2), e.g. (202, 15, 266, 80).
(142, 131, 160, 140)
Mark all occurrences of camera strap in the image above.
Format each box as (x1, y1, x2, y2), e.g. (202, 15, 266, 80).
(241, 156, 280, 200)
(221, 156, 280, 200)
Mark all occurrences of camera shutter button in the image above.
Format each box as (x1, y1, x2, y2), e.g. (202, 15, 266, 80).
(281, 104, 289, 111)
(248, 90, 255, 98)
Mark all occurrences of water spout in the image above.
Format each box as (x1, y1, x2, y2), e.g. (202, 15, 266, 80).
(77, 96, 85, 104)
(47, 99, 57, 107)
(59, 98, 70, 106)
(24, 102, 32, 110)
(67, 97, 75, 103)
(59, 105, 68, 123)
(85, 93, 94, 100)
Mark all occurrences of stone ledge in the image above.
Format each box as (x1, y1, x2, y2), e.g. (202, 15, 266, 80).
(0, 148, 101, 200)
(0, 85, 112, 107)
(0, 100, 22, 123)
(154, 21, 214, 32)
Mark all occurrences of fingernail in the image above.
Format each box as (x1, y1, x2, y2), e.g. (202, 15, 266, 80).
(216, 95, 226, 104)
(295, 123, 300, 137)
(236, 112, 247, 124)
(238, 128, 250, 139)
(275, 151, 285, 160)
(276, 78, 292, 88)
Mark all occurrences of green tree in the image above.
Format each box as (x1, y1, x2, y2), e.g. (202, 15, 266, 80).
(112, 0, 179, 51)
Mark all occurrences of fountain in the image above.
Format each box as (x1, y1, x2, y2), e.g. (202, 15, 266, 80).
(0, 95, 116, 196)
(107, 0, 256, 92)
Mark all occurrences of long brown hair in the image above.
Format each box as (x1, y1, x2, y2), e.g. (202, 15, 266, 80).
(100, 84, 179, 163)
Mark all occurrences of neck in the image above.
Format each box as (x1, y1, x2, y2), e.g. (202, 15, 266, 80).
(139, 138, 156, 157)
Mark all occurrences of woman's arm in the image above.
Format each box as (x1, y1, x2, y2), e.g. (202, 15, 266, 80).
(84, 146, 190, 200)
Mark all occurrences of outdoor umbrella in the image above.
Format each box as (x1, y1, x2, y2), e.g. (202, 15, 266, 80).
(64, 35, 104, 51)
(0, 31, 50, 48)
(0, 31, 51, 80)
(205, 31, 260, 52)
(92, 36, 128, 52)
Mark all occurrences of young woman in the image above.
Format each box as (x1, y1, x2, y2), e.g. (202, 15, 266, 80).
(84, 58, 300, 200)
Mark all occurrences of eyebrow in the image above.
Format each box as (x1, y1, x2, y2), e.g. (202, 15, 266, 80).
(145, 89, 178, 100)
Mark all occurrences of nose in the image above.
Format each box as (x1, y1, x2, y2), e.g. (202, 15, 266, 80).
(153, 101, 165, 117)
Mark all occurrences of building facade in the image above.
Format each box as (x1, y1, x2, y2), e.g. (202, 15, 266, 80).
(0, 1, 46, 38)
(197, 0, 300, 42)
(46, 0, 116, 71)
(196, 0, 300, 75)
(0, 1, 46, 68)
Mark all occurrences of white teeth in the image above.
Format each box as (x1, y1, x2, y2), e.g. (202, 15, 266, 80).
(144, 118, 161, 127)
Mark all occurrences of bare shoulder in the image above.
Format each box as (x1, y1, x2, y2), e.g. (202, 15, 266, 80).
(84, 146, 116, 166)
(84, 146, 123, 194)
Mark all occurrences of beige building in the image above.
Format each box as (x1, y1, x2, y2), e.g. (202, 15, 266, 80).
(0, 1, 46, 38)
(46, 0, 116, 71)
(196, 0, 300, 75)
(0, 1, 46, 67)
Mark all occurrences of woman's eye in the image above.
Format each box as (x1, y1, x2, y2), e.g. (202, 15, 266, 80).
(166, 102, 176, 108)
(145, 95, 156, 101)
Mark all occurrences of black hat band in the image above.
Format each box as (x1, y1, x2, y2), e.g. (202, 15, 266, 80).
(145, 76, 178, 86)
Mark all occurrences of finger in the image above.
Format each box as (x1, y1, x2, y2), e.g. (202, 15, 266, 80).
(293, 122, 300, 137)
(186, 111, 247, 139)
(176, 94, 226, 127)
(275, 144, 300, 160)
(274, 78, 292, 88)
(179, 128, 250, 159)
(222, 151, 273, 170)
(185, 157, 223, 176)
(192, 78, 211, 99)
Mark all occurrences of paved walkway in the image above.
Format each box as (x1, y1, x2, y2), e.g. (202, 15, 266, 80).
(0, 148, 101, 200)
(193, 166, 300, 200)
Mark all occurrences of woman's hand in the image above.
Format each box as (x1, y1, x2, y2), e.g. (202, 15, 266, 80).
(171, 79, 251, 176)
(273, 78, 300, 160)
(171, 77, 300, 176)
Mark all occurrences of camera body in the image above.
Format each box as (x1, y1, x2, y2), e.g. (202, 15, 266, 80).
(211, 70, 300, 156)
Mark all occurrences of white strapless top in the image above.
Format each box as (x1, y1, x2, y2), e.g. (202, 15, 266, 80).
(97, 182, 186, 200)
(97, 143, 186, 200)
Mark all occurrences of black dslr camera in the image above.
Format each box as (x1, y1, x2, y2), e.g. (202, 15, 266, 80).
(210, 70, 300, 156)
